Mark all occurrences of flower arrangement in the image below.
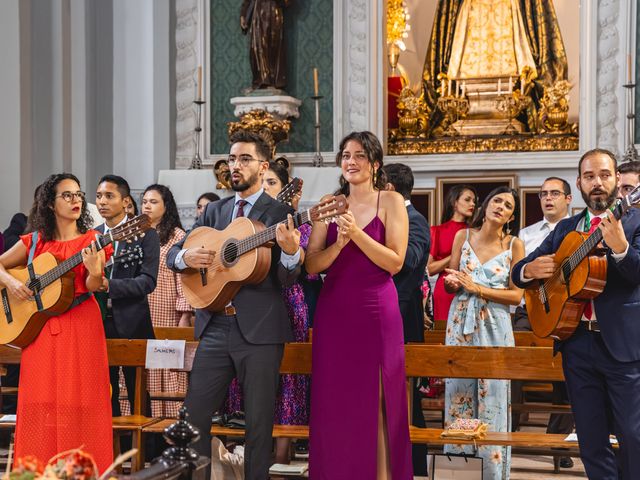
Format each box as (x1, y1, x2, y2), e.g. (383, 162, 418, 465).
(6, 449, 98, 480)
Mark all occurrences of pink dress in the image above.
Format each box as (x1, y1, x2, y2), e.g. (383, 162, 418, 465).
(309, 216, 412, 479)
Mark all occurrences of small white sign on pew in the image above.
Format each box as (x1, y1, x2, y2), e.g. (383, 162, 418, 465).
(145, 340, 186, 369)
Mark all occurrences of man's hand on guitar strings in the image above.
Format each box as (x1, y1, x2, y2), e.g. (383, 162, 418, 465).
(523, 254, 556, 280)
(184, 248, 216, 269)
(276, 214, 301, 256)
(599, 210, 629, 254)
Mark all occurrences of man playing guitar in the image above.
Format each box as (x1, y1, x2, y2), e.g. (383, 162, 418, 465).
(167, 130, 301, 480)
(512, 149, 640, 479)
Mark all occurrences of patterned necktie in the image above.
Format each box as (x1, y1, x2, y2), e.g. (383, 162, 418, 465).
(236, 200, 247, 218)
(583, 216, 603, 320)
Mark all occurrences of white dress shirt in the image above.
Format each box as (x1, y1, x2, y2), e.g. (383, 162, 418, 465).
(519, 216, 568, 257)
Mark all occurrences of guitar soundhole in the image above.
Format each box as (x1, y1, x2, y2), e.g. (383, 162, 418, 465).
(222, 241, 239, 267)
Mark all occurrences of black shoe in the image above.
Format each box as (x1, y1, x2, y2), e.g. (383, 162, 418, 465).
(559, 457, 574, 469)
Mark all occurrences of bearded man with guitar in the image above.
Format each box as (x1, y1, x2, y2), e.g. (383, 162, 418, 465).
(167, 130, 302, 480)
(512, 149, 640, 479)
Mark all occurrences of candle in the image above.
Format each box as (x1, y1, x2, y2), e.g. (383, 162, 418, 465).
(440, 80, 445, 96)
(508, 76, 513, 93)
(520, 79, 524, 94)
(448, 79, 452, 97)
(497, 78, 502, 94)
(197, 66, 202, 100)
(313, 68, 319, 96)
(461, 81, 466, 97)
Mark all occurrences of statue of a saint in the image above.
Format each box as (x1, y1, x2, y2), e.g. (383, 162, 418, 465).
(240, 0, 290, 91)
(422, 0, 568, 134)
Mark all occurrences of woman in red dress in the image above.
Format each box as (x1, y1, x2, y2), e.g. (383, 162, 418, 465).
(428, 185, 477, 327)
(0, 174, 113, 472)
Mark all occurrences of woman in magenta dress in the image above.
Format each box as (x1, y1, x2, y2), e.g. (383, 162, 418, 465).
(306, 131, 411, 479)
(0, 174, 113, 472)
(428, 185, 477, 326)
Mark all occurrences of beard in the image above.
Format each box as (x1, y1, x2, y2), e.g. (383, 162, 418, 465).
(580, 185, 617, 212)
(231, 171, 260, 192)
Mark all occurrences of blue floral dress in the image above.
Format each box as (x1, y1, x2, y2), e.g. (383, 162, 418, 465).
(444, 230, 516, 480)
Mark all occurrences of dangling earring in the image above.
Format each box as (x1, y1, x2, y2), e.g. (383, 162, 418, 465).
(506, 221, 512, 236)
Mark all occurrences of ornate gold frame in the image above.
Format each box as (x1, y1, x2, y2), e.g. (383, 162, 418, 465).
(410, 189, 435, 225)
(519, 186, 543, 229)
(435, 175, 517, 225)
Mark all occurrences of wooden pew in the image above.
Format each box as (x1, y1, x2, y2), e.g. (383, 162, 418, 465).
(1, 338, 575, 468)
(0, 339, 197, 471)
(148, 328, 565, 415)
(143, 342, 580, 460)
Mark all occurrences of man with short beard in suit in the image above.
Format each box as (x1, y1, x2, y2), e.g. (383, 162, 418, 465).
(167, 130, 301, 480)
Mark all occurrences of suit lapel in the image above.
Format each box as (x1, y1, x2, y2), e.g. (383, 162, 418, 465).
(248, 192, 270, 223)
(220, 197, 235, 227)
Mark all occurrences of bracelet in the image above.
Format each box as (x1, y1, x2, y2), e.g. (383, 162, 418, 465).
(478, 286, 484, 300)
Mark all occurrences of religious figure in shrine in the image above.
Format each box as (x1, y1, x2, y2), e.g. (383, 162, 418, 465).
(240, 0, 290, 90)
(422, 0, 568, 136)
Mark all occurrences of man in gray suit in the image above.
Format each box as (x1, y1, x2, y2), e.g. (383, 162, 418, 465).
(167, 130, 301, 480)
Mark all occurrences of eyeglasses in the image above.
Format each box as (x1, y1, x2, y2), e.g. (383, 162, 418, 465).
(227, 154, 260, 167)
(538, 190, 566, 199)
(56, 191, 86, 202)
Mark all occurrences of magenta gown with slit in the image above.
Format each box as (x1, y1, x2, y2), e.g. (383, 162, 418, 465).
(309, 216, 413, 479)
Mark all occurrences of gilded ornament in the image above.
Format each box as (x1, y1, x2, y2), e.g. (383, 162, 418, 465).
(395, 87, 429, 138)
(538, 80, 576, 134)
(227, 109, 291, 158)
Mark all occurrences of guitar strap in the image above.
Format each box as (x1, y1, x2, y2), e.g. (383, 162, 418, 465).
(27, 231, 44, 311)
(26, 231, 93, 314)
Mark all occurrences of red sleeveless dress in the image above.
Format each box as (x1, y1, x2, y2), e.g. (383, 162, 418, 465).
(14, 231, 113, 472)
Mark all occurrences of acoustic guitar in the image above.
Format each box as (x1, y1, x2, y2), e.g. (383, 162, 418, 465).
(276, 177, 302, 206)
(525, 186, 640, 339)
(181, 194, 348, 311)
(0, 214, 151, 348)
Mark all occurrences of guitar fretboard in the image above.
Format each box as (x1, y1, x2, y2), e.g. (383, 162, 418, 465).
(563, 204, 623, 275)
(33, 234, 112, 290)
(236, 210, 311, 257)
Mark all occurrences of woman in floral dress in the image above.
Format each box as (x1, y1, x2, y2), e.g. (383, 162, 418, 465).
(142, 184, 193, 417)
(443, 187, 525, 480)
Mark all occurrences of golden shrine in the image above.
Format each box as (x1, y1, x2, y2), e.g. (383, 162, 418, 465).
(387, 0, 579, 155)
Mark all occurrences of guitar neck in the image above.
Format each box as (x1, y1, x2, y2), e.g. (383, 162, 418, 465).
(566, 204, 623, 272)
(236, 210, 311, 256)
(38, 234, 112, 289)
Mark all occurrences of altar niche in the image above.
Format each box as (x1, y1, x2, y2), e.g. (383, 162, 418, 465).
(387, 0, 580, 155)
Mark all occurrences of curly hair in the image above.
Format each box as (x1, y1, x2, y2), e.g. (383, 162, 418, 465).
(335, 131, 386, 196)
(143, 184, 183, 246)
(27, 173, 93, 242)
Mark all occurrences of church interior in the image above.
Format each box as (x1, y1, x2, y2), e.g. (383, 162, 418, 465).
(0, 0, 639, 479)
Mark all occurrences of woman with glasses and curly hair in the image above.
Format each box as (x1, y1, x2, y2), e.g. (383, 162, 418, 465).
(0, 173, 113, 471)
(141, 184, 193, 417)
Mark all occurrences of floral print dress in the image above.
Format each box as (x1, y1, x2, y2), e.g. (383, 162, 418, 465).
(444, 230, 515, 480)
